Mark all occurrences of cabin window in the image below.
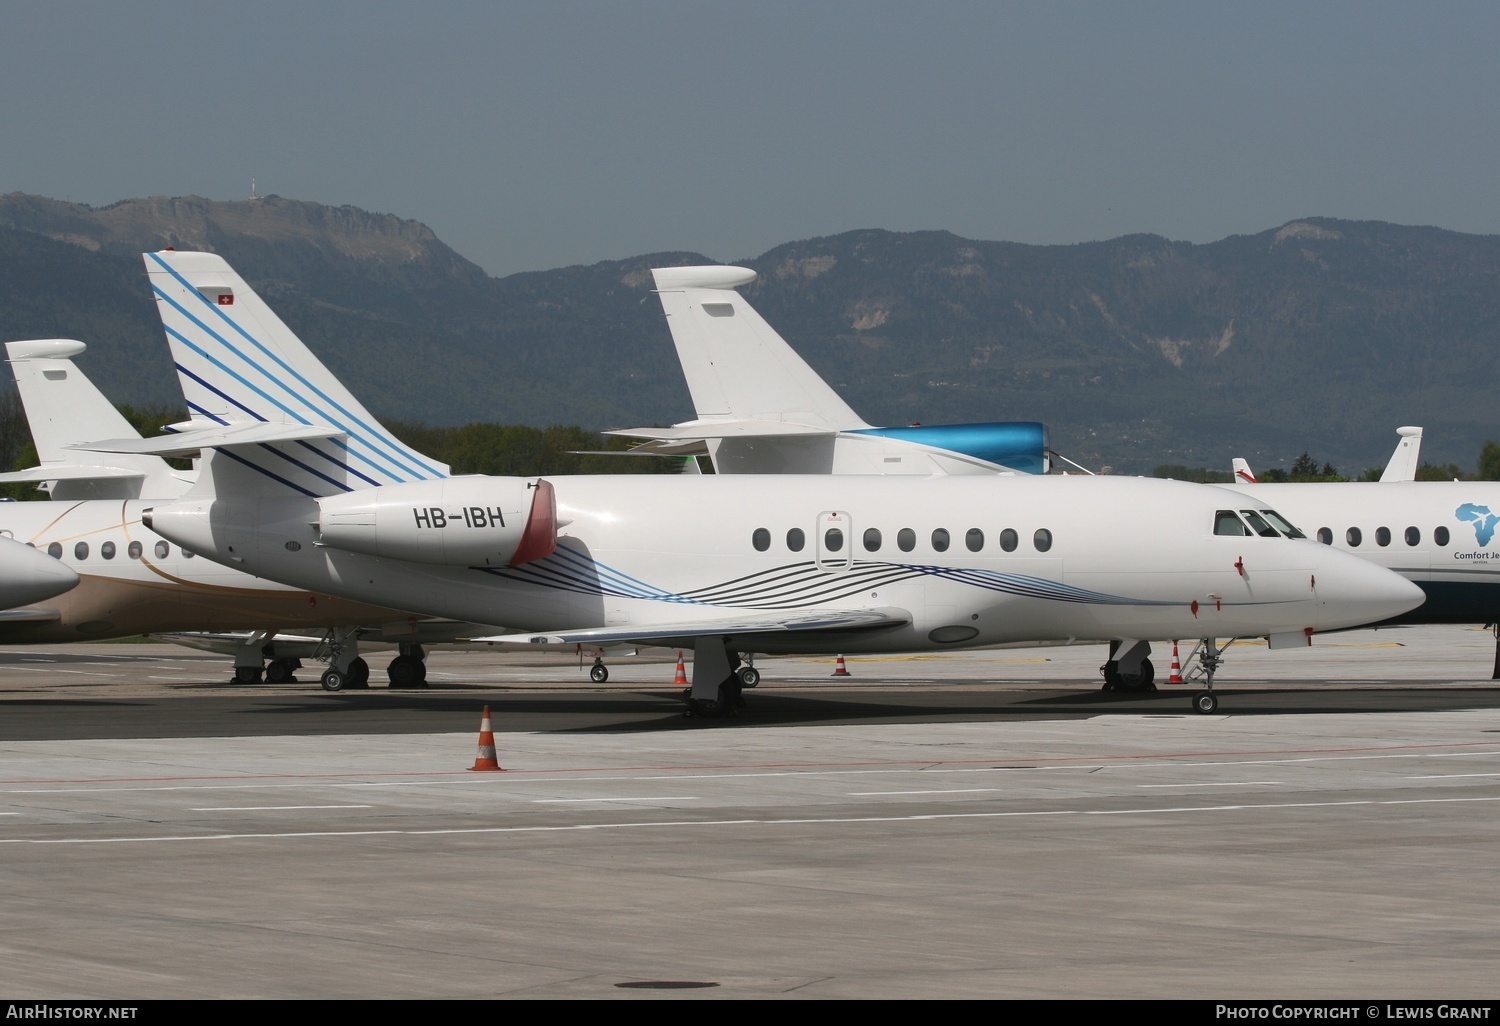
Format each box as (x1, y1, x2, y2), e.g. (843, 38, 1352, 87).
(751, 528, 770, 552)
(931, 528, 950, 552)
(128, 541, 143, 559)
(1260, 509, 1305, 539)
(1240, 510, 1281, 538)
(1316, 528, 1332, 545)
(1435, 526, 1450, 546)
(155, 541, 170, 559)
(1215, 511, 1250, 536)
(897, 528, 915, 552)
(1346, 527, 1362, 547)
(100, 541, 116, 560)
(183, 548, 196, 559)
(863, 528, 882, 552)
(1405, 526, 1420, 546)
(1375, 527, 1391, 547)
(47, 542, 62, 559)
(786, 528, 805, 552)
(74, 542, 89, 560)
(1034, 528, 1053, 552)
(824, 528, 844, 553)
(965, 528, 984, 552)
(999, 528, 1018, 552)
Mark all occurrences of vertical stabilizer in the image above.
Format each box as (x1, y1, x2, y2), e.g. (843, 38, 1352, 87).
(2, 339, 191, 500)
(144, 251, 448, 495)
(651, 266, 868, 430)
(1379, 426, 1423, 483)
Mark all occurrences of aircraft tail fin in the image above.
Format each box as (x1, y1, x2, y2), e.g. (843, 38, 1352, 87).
(1379, 426, 1423, 483)
(1, 339, 192, 500)
(143, 251, 448, 497)
(650, 266, 868, 431)
(1232, 457, 1257, 485)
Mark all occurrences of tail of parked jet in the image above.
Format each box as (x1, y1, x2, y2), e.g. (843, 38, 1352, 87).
(651, 265, 869, 430)
(1379, 427, 1423, 483)
(610, 265, 1049, 475)
(140, 251, 448, 497)
(0, 339, 193, 500)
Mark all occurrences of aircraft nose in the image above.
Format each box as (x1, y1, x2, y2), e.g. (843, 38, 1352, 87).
(1314, 548, 1426, 629)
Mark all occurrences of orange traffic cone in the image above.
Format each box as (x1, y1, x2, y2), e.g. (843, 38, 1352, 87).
(832, 654, 851, 677)
(673, 652, 688, 687)
(1169, 642, 1183, 684)
(470, 705, 503, 771)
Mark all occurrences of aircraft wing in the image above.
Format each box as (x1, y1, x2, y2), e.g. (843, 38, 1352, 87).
(472, 607, 909, 647)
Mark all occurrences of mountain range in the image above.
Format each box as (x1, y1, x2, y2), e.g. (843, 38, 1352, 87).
(2, 191, 1497, 475)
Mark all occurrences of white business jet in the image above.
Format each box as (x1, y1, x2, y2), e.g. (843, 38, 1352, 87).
(132, 251, 1422, 714)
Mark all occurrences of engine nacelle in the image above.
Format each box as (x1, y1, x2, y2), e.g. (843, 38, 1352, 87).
(316, 477, 556, 567)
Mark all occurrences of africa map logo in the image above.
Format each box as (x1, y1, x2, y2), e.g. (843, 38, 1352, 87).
(1455, 503, 1499, 546)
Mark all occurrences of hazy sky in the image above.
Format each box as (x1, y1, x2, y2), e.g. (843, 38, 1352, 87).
(2, 1, 1496, 277)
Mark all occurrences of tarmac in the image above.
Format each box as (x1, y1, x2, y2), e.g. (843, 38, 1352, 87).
(3, 625, 1500, 999)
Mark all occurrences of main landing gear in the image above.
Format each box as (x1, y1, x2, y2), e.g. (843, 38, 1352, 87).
(387, 644, 429, 689)
(1100, 640, 1155, 693)
(683, 640, 751, 719)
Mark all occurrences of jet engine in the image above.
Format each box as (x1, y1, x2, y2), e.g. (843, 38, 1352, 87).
(316, 477, 556, 567)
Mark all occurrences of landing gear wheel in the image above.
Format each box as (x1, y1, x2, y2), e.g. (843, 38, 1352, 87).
(737, 666, 761, 688)
(1193, 691, 1219, 714)
(320, 668, 346, 692)
(685, 698, 728, 718)
(346, 657, 370, 689)
(387, 655, 424, 688)
(233, 666, 263, 685)
(265, 659, 296, 684)
(590, 663, 609, 683)
(1103, 659, 1155, 693)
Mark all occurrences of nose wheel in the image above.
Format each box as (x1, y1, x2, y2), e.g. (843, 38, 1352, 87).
(1189, 638, 1228, 714)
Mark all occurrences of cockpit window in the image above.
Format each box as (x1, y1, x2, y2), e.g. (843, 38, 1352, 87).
(1214, 510, 1250, 536)
(1239, 510, 1281, 538)
(1258, 509, 1306, 539)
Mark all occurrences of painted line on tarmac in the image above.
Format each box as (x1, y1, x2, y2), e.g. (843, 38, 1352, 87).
(848, 788, 1003, 796)
(5, 747, 1500, 797)
(190, 804, 374, 811)
(7, 794, 1500, 846)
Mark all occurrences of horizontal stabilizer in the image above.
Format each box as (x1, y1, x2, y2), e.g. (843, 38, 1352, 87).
(473, 607, 909, 647)
(70, 422, 345, 457)
(608, 420, 837, 441)
(0, 466, 146, 484)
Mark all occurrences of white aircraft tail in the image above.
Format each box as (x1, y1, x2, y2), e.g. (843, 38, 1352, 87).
(0, 339, 192, 500)
(650, 266, 869, 430)
(1379, 426, 1423, 483)
(143, 251, 448, 496)
(1232, 457, 1257, 484)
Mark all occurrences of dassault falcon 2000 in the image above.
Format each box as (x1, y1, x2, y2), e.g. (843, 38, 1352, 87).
(131, 251, 1423, 715)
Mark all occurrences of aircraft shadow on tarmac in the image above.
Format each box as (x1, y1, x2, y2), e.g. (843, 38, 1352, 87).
(7, 685, 1500, 742)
